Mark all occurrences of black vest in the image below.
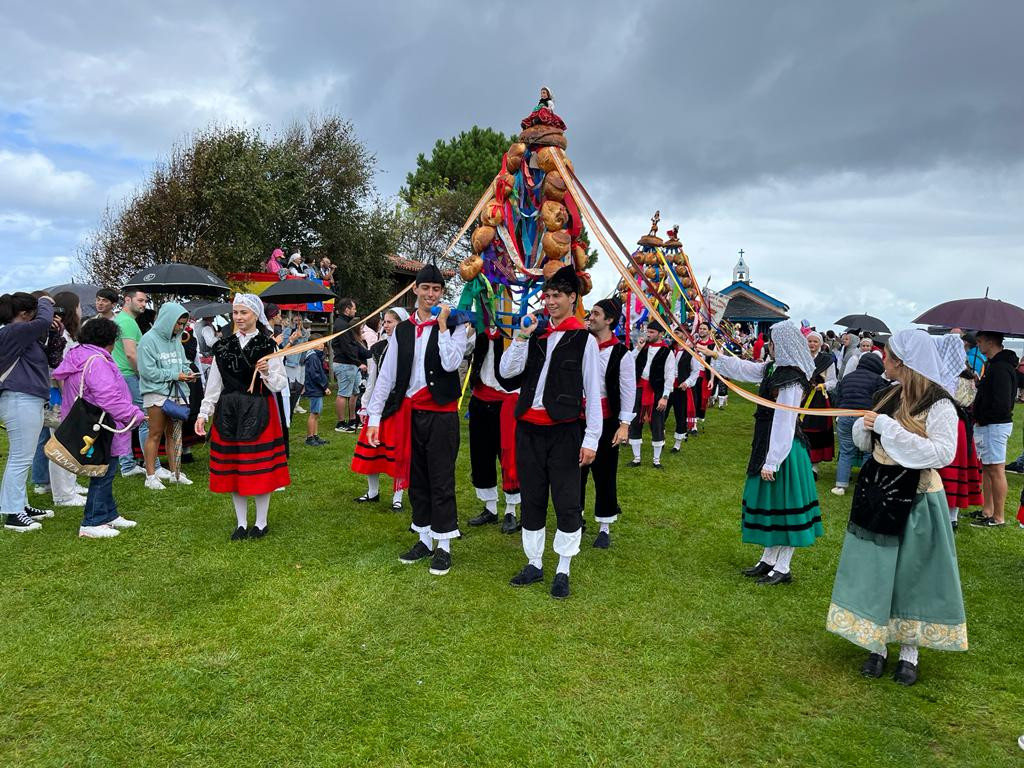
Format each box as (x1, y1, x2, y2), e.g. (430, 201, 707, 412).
(747, 364, 810, 476)
(676, 347, 694, 384)
(381, 320, 461, 419)
(212, 333, 277, 396)
(604, 343, 628, 419)
(469, 333, 522, 392)
(370, 338, 389, 369)
(514, 330, 590, 422)
(635, 344, 672, 396)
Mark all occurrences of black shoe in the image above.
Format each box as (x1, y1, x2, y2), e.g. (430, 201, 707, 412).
(334, 421, 346, 433)
(892, 660, 918, 686)
(970, 517, 1005, 528)
(951, 520, 958, 532)
(1005, 458, 1024, 474)
(550, 572, 570, 599)
(742, 561, 772, 578)
(593, 531, 610, 549)
(500, 513, 520, 534)
(399, 541, 432, 564)
(756, 570, 793, 586)
(652, 461, 664, 470)
(181, 453, 195, 464)
(231, 526, 248, 541)
(428, 548, 451, 575)
(4, 511, 42, 532)
(469, 509, 499, 526)
(391, 501, 404, 511)
(812, 469, 819, 481)
(354, 493, 380, 503)
(967, 508, 986, 519)
(304, 436, 320, 446)
(248, 525, 267, 539)
(314, 436, 329, 446)
(348, 418, 361, 430)
(24, 505, 54, 520)
(628, 459, 641, 468)
(510, 564, 544, 587)
(671, 446, 681, 453)
(860, 652, 886, 678)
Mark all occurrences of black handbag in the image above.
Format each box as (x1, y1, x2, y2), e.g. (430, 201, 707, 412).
(848, 457, 921, 539)
(214, 391, 268, 441)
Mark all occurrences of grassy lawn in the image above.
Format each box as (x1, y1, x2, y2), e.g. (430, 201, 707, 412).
(1, 396, 1022, 767)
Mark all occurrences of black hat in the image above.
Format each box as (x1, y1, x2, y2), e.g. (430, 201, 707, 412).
(415, 263, 446, 286)
(647, 317, 666, 332)
(544, 265, 580, 296)
(593, 298, 622, 329)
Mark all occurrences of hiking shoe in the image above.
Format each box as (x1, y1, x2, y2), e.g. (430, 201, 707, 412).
(399, 541, 432, 564)
(550, 573, 570, 599)
(429, 548, 451, 575)
(510, 564, 544, 587)
(4, 511, 42, 532)
(25, 505, 55, 520)
(79, 525, 119, 538)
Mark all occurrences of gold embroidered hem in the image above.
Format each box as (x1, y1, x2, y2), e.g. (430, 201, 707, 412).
(827, 603, 968, 653)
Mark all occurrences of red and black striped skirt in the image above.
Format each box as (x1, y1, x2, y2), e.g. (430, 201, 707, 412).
(209, 395, 290, 495)
(938, 417, 983, 509)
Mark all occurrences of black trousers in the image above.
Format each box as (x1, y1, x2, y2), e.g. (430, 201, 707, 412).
(516, 420, 583, 534)
(409, 409, 460, 537)
(628, 388, 666, 442)
(468, 395, 517, 493)
(580, 416, 621, 522)
(669, 388, 690, 435)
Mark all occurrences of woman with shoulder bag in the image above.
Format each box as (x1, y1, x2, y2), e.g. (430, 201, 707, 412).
(827, 329, 967, 686)
(138, 302, 196, 490)
(53, 318, 146, 538)
(195, 294, 290, 540)
(0, 292, 57, 532)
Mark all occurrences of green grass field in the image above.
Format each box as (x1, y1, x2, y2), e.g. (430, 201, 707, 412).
(2, 396, 1022, 767)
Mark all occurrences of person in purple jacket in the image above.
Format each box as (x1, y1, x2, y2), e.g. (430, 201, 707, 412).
(53, 318, 146, 538)
(0, 291, 57, 532)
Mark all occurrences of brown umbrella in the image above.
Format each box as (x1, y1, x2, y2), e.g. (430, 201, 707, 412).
(913, 296, 1024, 337)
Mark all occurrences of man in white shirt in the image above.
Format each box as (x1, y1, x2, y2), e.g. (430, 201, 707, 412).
(628, 319, 676, 468)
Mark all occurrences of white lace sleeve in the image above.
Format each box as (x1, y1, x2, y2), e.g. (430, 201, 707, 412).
(712, 356, 767, 384)
(873, 399, 958, 469)
(762, 383, 801, 472)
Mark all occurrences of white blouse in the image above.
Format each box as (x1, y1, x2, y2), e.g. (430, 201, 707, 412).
(198, 331, 288, 420)
(852, 398, 958, 469)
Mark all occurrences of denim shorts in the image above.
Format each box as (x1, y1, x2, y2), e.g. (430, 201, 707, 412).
(332, 363, 360, 397)
(974, 422, 1013, 465)
(308, 396, 323, 415)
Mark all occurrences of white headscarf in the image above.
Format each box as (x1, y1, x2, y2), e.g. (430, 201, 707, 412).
(935, 333, 967, 396)
(232, 293, 269, 327)
(805, 330, 823, 343)
(770, 321, 816, 381)
(887, 329, 944, 388)
(387, 307, 409, 323)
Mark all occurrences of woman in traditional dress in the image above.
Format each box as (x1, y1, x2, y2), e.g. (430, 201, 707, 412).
(351, 307, 409, 510)
(826, 329, 967, 686)
(934, 334, 983, 530)
(195, 294, 290, 540)
(801, 331, 837, 477)
(700, 320, 823, 585)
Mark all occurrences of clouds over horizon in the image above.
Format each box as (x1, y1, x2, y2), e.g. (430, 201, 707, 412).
(1, 0, 1021, 327)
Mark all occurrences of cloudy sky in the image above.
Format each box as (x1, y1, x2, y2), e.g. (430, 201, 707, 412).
(2, 0, 1022, 330)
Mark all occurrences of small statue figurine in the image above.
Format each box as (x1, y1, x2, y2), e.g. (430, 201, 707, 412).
(648, 210, 661, 237)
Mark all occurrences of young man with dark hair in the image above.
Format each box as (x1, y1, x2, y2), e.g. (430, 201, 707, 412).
(970, 330, 1019, 528)
(93, 288, 118, 320)
(499, 266, 602, 598)
(628, 319, 675, 468)
(366, 265, 468, 575)
(332, 298, 369, 432)
(580, 298, 635, 548)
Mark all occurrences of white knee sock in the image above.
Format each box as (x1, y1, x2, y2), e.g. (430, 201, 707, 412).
(253, 493, 270, 529)
(899, 645, 919, 665)
(772, 546, 795, 574)
(419, 531, 432, 549)
(761, 546, 781, 566)
(673, 433, 684, 450)
(232, 493, 248, 528)
(367, 474, 380, 497)
(437, 538, 450, 553)
(504, 492, 520, 517)
(557, 555, 572, 575)
(949, 506, 959, 522)
(392, 489, 404, 505)
(600, 522, 610, 533)
(652, 442, 664, 463)
(877, 646, 888, 659)
(630, 439, 641, 460)
(485, 499, 497, 514)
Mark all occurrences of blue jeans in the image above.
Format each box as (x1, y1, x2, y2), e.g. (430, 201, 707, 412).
(118, 374, 157, 474)
(32, 426, 50, 485)
(83, 460, 118, 527)
(0, 390, 45, 515)
(835, 415, 863, 487)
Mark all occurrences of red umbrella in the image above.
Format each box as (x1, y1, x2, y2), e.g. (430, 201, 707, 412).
(913, 296, 1024, 337)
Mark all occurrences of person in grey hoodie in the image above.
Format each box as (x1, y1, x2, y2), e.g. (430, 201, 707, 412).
(0, 292, 57, 531)
(137, 302, 196, 489)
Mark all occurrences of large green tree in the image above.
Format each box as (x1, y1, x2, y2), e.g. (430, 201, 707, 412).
(78, 115, 398, 307)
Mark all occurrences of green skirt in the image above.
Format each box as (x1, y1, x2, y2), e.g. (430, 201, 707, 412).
(741, 440, 823, 548)
(827, 491, 968, 653)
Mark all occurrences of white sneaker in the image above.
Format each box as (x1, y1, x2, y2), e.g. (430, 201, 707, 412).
(53, 495, 87, 507)
(166, 472, 193, 486)
(79, 525, 119, 538)
(830, 486, 846, 496)
(33, 484, 52, 495)
(155, 467, 174, 481)
(121, 464, 146, 478)
(108, 516, 137, 529)
(74, 485, 89, 495)
(144, 475, 166, 491)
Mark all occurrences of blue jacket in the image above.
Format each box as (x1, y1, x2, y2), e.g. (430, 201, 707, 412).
(303, 349, 329, 397)
(836, 353, 886, 410)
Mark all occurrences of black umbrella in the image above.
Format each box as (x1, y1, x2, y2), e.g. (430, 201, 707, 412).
(259, 278, 335, 304)
(121, 263, 229, 297)
(835, 314, 890, 333)
(913, 296, 1024, 337)
(190, 301, 234, 319)
(43, 282, 103, 318)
